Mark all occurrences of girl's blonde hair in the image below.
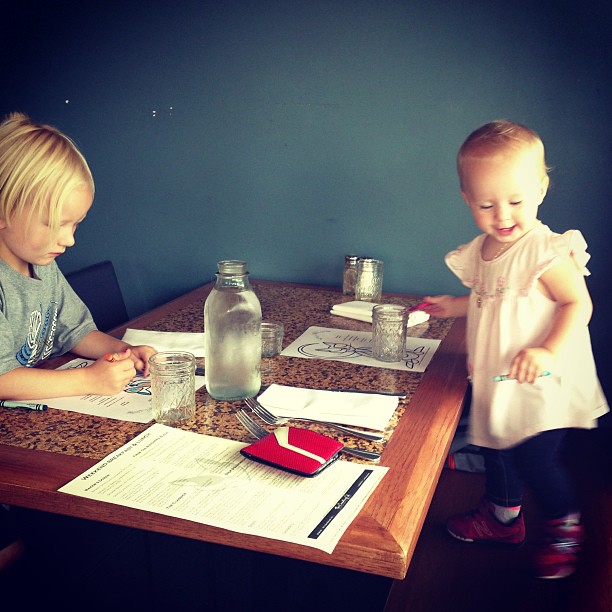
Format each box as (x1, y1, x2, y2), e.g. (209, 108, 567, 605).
(0, 112, 94, 231)
(457, 120, 549, 190)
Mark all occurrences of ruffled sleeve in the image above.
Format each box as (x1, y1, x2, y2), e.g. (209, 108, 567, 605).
(524, 229, 591, 292)
(556, 230, 591, 275)
(543, 229, 590, 276)
(445, 235, 484, 288)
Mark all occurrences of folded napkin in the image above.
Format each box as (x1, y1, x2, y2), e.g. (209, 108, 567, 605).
(121, 328, 205, 357)
(330, 300, 429, 327)
(257, 383, 401, 431)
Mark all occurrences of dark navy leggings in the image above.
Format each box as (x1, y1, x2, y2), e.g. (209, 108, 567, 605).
(482, 428, 576, 519)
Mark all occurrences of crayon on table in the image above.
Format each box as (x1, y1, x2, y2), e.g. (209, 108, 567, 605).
(492, 371, 551, 382)
(0, 400, 48, 411)
(408, 301, 432, 313)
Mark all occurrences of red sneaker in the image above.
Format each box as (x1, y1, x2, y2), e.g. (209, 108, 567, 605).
(447, 498, 526, 546)
(534, 513, 583, 579)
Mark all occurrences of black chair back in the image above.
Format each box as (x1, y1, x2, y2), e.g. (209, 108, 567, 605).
(65, 261, 129, 332)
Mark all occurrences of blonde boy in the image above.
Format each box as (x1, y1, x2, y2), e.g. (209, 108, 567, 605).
(0, 112, 155, 400)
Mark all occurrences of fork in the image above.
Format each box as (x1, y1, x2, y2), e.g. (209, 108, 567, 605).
(244, 397, 384, 442)
(236, 409, 381, 462)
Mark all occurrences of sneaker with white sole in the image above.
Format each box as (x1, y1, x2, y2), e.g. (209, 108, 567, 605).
(446, 498, 526, 546)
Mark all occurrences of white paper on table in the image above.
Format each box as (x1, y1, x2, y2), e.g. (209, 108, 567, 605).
(281, 326, 440, 373)
(58, 423, 388, 554)
(31, 358, 206, 423)
(330, 300, 430, 326)
(122, 328, 205, 357)
(258, 384, 400, 431)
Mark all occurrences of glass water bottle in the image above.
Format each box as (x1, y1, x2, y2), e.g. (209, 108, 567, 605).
(204, 260, 262, 400)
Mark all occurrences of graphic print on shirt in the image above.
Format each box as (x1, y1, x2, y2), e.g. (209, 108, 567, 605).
(473, 275, 509, 308)
(16, 302, 58, 367)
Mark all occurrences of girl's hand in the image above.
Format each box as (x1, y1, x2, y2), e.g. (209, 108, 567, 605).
(423, 294, 469, 318)
(88, 349, 136, 395)
(127, 345, 157, 377)
(508, 347, 554, 384)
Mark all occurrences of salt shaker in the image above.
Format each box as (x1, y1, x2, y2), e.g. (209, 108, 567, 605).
(342, 255, 358, 295)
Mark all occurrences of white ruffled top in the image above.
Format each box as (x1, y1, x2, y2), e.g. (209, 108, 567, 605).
(446, 221, 608, 449)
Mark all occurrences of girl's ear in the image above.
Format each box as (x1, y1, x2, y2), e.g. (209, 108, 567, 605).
(0, 217, 7, 230)
(537, 175, 550, 206)
(461, 191, 471, 207)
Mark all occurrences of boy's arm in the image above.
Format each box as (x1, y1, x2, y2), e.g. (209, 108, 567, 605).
(70, 329, 132, 359)
(0, 354, 136, 400)
(0, 331, 157, 400)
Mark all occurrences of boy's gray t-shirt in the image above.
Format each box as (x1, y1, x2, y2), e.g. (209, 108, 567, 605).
(0, 260, 97, 375)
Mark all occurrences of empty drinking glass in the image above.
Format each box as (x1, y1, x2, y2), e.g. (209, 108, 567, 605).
(149, 351, 196, 425)
(355, 258, 384, 302)
(261, 322, 284, 357)
(372, 304, 408, 362)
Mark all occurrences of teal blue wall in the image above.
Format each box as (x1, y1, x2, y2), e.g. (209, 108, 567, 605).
(2, 1, 610, 377)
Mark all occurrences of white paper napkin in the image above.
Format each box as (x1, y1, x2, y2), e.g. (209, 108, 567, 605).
(122, 328, 206, 357)
(257, 383, 401, 431)
(330, 300, 429, 326)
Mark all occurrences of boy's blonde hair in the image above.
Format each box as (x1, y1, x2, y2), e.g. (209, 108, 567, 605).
(457, 120, 549, 190)
(0, 112, 94, 231)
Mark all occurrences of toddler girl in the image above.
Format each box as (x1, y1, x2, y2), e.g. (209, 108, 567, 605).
(424, 120, 608, 579)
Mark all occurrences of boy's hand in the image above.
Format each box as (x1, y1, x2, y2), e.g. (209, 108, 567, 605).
(89, 349, 136, 395)
(128, 345, 157, 377)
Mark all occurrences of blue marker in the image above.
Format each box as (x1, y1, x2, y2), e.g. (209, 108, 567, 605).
(493, 371, 551, 382)
(0, 400, 48, 411)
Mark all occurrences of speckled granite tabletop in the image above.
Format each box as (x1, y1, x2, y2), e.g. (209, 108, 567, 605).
(0, 281, 454, 462)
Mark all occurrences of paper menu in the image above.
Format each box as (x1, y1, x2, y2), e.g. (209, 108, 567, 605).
(58, 423, 388, 554)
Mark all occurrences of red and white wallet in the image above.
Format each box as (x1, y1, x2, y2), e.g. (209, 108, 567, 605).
(240, 426, 344, 477)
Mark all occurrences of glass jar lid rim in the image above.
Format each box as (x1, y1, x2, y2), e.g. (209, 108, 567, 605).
(373, 304, 406, 312)
(218, 260, 248, 274)
(358, 257, 383, 265)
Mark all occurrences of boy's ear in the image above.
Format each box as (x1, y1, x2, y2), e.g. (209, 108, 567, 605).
(461, 191, 471, 206)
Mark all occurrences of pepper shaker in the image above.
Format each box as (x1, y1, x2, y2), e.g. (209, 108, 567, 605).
(342, 255, 359, 295)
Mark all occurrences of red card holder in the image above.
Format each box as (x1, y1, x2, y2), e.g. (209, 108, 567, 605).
(240, 426, 344, 477)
